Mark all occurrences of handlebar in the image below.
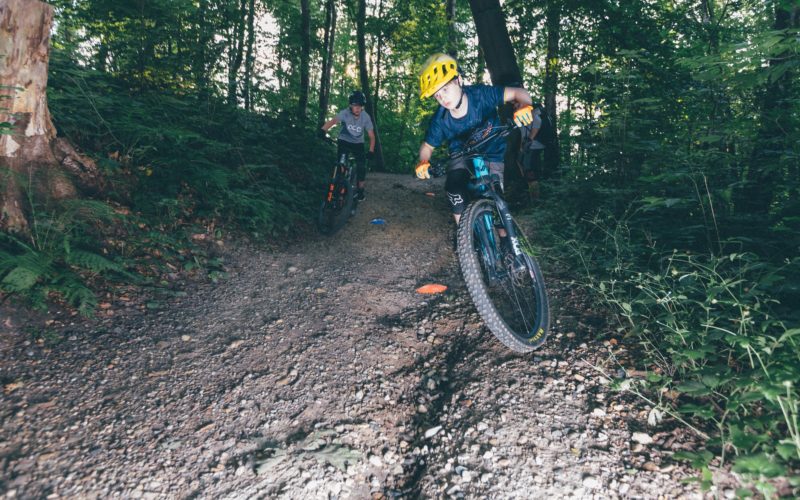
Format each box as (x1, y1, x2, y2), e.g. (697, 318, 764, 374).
(427, 122, 518, 178)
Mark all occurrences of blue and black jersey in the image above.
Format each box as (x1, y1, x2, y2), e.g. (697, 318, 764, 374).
(424, 85, 505, 162)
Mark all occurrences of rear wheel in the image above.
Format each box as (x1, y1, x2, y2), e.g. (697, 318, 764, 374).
(456, 198, 550, 352)
(317, 171, 354, 235)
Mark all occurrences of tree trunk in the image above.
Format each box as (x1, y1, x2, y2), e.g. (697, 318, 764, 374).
(468, 0, 522, 184)
(96, 35, 108, 73)
(542, 0, 561, 178)
(371, 0, 386, 170)
(317, 0, 337, 135)
(475, 45, 486, 84)
(243, 0, 256, 111)
(467, 0, 523, 87)
(446, 0, 457, 56)
(0, 0, 102, 233)
(356, 0, 383, 170)
(356, 0, 371, 107)
(297, 0, 311, 121)
(227, 0, 247, 106)
(194, 0, 210, 100)
(739, 2, 799, 217)
(277, 25, 285, 92)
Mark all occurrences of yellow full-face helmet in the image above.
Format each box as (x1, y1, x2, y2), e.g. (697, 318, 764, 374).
(418, 53, 459, 99)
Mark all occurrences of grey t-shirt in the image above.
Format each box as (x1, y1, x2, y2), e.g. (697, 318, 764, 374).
(336, 108, 374, 144)
(522, 110, 545, 150)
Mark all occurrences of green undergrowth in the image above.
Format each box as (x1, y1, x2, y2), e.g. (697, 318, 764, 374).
(1, 53, 333, 315)
(526, 177, 799, 495)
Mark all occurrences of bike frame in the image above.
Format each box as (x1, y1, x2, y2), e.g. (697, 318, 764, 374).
(470, 156, 526, 283)
(447, 125, 527, 283)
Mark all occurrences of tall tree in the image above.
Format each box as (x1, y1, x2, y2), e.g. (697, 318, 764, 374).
(298, 0, 311, 121)
(317, 0, 337, 134)
(740, 1, 799, 217)
(243, 0, 256, 111)
(446, 0, 457, 56)
(227, 0, 247, 106)
(356, 0, 384, 168)
(542, 0, 561, 178)
(371, 0, 386, 169)
(0, 0, 101, 233)
(467, 0, 523, 87)
(467, 0, 523, 181)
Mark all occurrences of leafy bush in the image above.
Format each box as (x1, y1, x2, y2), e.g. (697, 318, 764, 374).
(1, 54, 336, 314)
(535, 187, 800, 486)
(0, 200, 133, 315)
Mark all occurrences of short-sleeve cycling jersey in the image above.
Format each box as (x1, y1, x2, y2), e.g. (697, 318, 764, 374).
(336, 108, 374, 144)
(424, 85, 505, 161)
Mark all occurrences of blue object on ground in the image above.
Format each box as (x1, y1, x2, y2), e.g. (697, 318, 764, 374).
(370, 218, 386, 225)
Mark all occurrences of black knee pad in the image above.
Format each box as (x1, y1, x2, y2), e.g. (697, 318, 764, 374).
(445, 168, 471, 215)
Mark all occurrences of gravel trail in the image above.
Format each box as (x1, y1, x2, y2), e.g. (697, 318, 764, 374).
(1, 173, 708, 498)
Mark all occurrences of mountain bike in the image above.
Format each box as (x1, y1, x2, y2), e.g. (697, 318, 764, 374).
(317, 150, 360, 235)
(429, 123, 550, 352)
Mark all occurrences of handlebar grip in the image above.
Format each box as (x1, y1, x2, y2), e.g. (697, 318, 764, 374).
(430, 164, 446, 178)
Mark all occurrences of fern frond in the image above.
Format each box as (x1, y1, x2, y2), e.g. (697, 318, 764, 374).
(1, 266, 42, 292)
(0, 250, 54, 292)
(65, 249, 123, 274)
(46, 279, 97, 317)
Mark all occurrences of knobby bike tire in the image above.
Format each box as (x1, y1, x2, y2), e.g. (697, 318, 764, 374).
(317, 174, 355, 235)
(456, 198, 550, 352)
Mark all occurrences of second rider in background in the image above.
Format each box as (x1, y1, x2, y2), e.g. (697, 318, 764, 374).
(413, 53, 535, 223)
(321, 90, 376, 202)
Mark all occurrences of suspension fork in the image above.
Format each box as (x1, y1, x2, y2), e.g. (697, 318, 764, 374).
(327, 159, 350, 203)
(490, 193, 522, 257)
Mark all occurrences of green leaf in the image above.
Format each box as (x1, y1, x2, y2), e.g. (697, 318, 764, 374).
(778, 328, 800, 343)
(672, 450, 714, 468)
(677, 403, 715, 419)
(701, 374, 721, 389)
(732, 454, 786, 478)
(1, 267, 41, 291)
(775, 443, 798, 461)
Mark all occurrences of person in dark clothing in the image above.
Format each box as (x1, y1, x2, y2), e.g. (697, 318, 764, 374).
(413, 53, 535, 223)
(321, 90, 376, 201)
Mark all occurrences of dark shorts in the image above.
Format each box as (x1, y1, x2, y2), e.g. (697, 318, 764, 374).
(337, 139, 366, 182)
(521, 147, 543, 181)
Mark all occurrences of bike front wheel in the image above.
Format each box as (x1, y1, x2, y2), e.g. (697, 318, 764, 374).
(317, 176, 354, 235)
(456, 198, 550, 352)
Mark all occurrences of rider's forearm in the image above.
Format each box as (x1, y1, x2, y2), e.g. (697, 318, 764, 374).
(418, 142, 434, 162)
(321, 117, 338, 132)
(503, 87, 532, 107)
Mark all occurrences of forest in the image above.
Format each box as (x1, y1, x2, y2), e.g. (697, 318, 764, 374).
(1, 0, 798, 494)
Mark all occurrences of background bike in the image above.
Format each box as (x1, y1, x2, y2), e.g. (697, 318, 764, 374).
(429, 123, 550, 352)
(317, 146, 360, 235)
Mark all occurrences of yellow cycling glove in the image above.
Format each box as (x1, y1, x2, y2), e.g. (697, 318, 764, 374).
(513, 105, 534, 127)
(415, 160, 431, 179)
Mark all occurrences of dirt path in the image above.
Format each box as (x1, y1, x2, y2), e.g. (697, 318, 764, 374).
(1, 173, 709, 498)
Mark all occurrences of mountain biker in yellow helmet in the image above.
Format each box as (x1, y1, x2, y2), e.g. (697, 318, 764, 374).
(414, 53, 534, 224)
